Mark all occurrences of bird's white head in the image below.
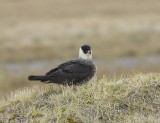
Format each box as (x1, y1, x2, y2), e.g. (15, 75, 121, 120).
(79, 45, 92, 60)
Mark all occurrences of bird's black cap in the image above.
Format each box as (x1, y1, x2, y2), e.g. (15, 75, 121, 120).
(81, 45, 91, 54)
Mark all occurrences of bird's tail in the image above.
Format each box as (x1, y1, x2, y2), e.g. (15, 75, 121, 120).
(28, 75, 51, 82)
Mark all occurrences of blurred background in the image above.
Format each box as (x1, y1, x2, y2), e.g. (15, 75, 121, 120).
(0, 0, 160, 99)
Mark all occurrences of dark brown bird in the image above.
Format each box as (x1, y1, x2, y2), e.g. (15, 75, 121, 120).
(28, 45, 96, 85)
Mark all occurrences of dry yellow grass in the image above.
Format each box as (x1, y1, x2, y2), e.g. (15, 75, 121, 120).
(0, 73, 160, 122)
(0, 0, 160, 20)
(0, 0, 160, 62)
(1, 34, 160, 63)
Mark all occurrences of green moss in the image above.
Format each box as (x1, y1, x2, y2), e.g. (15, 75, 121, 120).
(0, 108, 5, 113)
(31, 107, 43, 118)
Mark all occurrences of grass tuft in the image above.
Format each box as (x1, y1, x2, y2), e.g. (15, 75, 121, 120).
(0, 73, 160, 122)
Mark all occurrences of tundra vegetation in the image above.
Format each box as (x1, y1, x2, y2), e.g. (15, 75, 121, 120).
(0, 73, 160, 122)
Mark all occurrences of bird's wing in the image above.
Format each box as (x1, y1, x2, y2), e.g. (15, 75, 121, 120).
(45, 60, 91, 75)
(45, 67, 59, 75)
(60, 60, 91, 73)
(45, 60, 94, 84)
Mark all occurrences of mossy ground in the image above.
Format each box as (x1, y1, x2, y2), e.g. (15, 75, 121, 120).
(0, 73, 160, 123)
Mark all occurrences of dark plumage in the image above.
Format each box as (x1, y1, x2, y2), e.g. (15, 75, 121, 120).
(28, 45, 96, 85)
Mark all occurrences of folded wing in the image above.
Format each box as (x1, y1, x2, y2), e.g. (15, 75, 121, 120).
(45, 60, 93, 85)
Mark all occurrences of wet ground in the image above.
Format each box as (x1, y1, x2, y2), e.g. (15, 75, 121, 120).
(1, 55, 160, 75)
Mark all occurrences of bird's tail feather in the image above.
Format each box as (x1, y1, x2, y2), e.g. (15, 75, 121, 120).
(28, 75, 51, 82)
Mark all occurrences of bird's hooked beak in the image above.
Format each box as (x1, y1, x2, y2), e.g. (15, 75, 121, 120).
(87, 50, 91, 54)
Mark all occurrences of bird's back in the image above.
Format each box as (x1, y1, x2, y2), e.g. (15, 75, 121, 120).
(46, 59, 96, 85)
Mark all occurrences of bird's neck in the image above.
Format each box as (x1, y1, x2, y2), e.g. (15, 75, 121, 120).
(78, 58, 93, 64)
